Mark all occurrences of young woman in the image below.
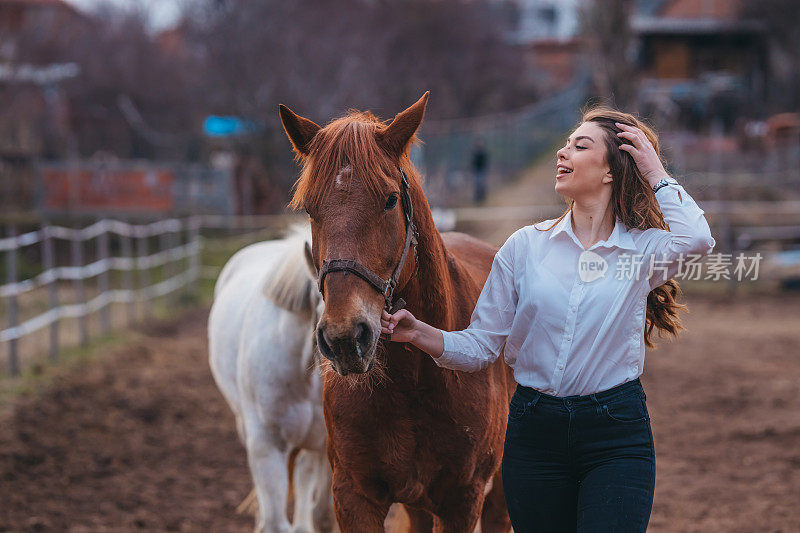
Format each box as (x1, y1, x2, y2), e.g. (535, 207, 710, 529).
(380, 107, 716, 532)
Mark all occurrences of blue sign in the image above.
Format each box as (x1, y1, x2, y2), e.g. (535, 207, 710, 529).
(203, 116, 260, 137)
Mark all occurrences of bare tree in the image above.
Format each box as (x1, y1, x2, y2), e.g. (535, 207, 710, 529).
(579, 0, 636, 109)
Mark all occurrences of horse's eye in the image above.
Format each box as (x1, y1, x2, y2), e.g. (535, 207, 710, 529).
(385, 195, 398, 210)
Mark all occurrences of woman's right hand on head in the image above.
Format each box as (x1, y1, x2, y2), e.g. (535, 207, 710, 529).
(381, 308, 417, 343)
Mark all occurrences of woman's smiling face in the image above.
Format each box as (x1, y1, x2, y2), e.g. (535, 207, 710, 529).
(554, 121, 612, 200)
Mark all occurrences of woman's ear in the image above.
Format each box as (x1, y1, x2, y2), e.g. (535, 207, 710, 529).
(602, 169, 613, 184)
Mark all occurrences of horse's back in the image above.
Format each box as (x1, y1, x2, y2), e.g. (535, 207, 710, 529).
(440, 231, 498, 286)
(440, 230, 516, 399)
(213, 240, 284, 297)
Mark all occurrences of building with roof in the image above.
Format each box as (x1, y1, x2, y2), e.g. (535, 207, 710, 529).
(632, 0, 767, 130)
(0, 0, 85, 211)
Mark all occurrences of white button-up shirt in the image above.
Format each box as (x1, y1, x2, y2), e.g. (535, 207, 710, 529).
(436, 182, 716, 396)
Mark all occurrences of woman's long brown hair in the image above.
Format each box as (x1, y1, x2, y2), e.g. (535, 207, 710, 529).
(538, 105, 687, 348)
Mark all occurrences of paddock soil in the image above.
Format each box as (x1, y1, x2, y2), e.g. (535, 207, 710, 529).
(1, 294, 800, 532)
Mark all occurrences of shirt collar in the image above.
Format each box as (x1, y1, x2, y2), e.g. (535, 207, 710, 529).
(548, 209, 637, 251)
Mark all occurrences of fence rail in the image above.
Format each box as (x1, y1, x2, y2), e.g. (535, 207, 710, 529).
(1, 217, 201, 375)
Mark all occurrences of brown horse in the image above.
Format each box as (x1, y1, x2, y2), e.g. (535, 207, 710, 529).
(279, 93, 515, 532)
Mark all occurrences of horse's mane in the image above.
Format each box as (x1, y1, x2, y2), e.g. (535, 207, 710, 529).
(287, 110, 423, 212)
(261, 222, 320, 317)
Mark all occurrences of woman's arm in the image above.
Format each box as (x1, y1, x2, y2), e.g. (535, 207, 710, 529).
(644, 180, 716, 289)
(616, 123, 716, 289)
(381, 229, 522, 372)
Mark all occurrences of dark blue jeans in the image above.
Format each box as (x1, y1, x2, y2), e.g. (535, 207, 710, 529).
(501, 378, 655, 532)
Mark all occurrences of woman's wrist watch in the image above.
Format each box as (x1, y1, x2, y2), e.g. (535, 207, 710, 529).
(652, 176, 678, 194)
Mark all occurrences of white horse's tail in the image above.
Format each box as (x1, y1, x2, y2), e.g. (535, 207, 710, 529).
(235, 488, 257, 516)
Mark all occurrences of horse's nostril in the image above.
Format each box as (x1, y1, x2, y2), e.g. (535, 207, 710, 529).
(355, 321, 372, 353)
(316, 327, 334, 359)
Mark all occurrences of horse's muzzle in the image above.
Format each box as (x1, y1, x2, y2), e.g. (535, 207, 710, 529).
(316, 320, 376, 375)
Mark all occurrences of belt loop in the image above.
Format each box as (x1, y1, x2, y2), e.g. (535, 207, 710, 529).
(589, 393, 602, 415)
(529, 389, 542, 408)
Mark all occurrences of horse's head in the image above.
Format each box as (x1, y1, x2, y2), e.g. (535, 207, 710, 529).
(279, 92, 429, 376)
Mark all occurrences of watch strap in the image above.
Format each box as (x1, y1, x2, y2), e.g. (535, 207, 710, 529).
(652, 177, 672, 194)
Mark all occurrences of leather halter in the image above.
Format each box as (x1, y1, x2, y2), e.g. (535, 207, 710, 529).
(316, 169, 418, 332)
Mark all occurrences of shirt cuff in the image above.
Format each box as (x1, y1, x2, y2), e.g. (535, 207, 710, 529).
(654, 182, 698, 211)
(433, 330, 461, 368)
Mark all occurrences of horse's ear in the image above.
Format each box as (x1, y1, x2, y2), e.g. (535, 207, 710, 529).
(304, 241, 318, 279)
(377, 91, 430, 156)
(279, 104, 321, 156)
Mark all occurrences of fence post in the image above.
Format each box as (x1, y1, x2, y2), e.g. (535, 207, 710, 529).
(71, 227, 89, 347)
(42, 224, 59, 361)
(98, 224, 111, 335)
(136, 226, 151, 322)
(190, 216, 201, 298)
(170, 220, 180, 282)
(710, 119, 736, 297)
(120, 229, 135, 327)
(159, 224, 171, 308)
(5, 226, 19, 376)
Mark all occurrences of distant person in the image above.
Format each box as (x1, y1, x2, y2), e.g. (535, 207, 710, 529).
(471, 139, 488, 204)
(383, 107, 717, 532)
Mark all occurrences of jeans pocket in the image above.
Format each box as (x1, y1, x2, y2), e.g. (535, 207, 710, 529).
(602, 395, 649, 424)
(508, 391, 539, 421)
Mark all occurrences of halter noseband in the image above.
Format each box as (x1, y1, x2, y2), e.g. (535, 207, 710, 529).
(316, 169, 418, 337)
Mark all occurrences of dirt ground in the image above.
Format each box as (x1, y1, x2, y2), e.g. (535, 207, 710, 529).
(0, 308, 253, 532)
(1, 292, 799, 532)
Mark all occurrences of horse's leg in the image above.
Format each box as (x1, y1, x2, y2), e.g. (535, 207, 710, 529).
(480, 470, 512, 533)
(432, 488, 484, 533)
(331, 468, 390, 532)
(404, 506, 435, 532)
(309, 450, 338, 532)
(245, 423, 293, 533)
(290, 450, 317, 533)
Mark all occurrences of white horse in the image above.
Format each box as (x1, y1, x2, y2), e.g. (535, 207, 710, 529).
(208, 222, 336, 533)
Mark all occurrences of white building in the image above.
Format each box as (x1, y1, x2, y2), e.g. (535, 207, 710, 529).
(505, 0, 581, 44)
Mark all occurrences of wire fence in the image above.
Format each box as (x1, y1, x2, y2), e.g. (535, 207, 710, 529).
(415, 75, 590, 206)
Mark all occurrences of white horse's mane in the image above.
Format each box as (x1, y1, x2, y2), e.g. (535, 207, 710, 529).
(261, 222, 319, 317)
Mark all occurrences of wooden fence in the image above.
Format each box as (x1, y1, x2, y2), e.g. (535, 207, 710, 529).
(1, 218, 201, 376)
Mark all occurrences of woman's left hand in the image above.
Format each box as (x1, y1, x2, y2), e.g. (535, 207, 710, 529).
(616, 122, 669, 187)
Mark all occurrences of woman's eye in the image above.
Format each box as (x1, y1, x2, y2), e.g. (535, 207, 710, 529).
(385, 195, 398, 210)
(576, 146, 587, 150)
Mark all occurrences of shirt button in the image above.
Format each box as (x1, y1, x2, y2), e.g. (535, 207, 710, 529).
(565, 335, 572, 341)
(557, 364, 564, 370)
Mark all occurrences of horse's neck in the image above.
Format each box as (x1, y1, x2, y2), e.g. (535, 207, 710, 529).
(386, 208, 465, 388)
(400, 202, 456, 326)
